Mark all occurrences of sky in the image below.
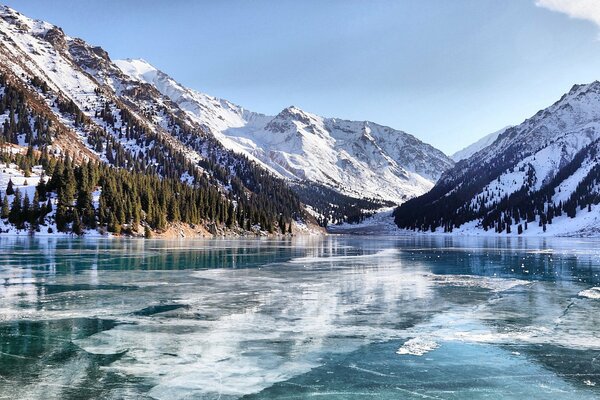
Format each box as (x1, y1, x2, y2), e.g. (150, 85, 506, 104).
(4, 0, 600, 155)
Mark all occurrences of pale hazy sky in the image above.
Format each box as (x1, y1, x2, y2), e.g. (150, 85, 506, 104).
(4, 0, 600, 154)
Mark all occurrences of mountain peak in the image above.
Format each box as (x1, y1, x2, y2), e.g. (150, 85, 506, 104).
(278, 105, 310, 118)
(283, 105, 302, 112)
(267, 106, 322, 134)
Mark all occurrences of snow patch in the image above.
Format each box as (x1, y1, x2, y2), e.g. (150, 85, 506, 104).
(396, 337, 440, 356)
(578, 287, 600, 300)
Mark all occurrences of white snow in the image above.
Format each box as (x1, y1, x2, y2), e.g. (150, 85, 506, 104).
(396, 337, 440, 356)
(0, 162, 42, 200)
(0, 156, 106, 237)
(115, 59, 454, 204)
(328, 207, 400, 235)
(579, 287, 600, 299)
(451, 126, 512, 162)
(425, 80, 600, 237)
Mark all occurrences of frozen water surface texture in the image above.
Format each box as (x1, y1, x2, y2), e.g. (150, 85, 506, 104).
(0, 236, 599, 399)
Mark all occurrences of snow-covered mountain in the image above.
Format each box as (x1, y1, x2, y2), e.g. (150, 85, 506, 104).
(115, 59, 454, 204)
(395, 81, 600, 236)
(0, 4, 455, 228)
(0, 4, 307, 233)
(451, 126, 512, 162)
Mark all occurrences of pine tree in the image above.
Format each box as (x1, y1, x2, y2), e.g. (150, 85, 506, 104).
(55, 204, 69, 233)
(59, 158, 77, 206)
(72, 209, 83, 235)
(1, 195, 9, 219)
(22, 193, 31, 227)
(36, 178, 47, 201)
(167, 197, 180, 222)
(8, 189, 21, 227)
(226, 203, 236, 228)
(5, 178, 14, 196)
(31, 191, 41, 229)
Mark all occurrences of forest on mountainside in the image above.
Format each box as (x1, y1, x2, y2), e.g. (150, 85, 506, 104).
(0, 72, 301, 235)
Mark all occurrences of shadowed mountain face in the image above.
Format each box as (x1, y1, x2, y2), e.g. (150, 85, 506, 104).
(395, 81, 600, 236)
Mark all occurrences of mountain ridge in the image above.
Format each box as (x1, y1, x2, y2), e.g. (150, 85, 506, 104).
(451, 126, 512, 162)
(394, 79, 600, 236)
(0, 4, 307, 236)
(114, 58, 454, 206)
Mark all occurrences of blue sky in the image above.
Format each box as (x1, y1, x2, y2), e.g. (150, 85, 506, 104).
(5, 0, 600, 154)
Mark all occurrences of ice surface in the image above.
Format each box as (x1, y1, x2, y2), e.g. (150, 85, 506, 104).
(0, 236, 599, 399)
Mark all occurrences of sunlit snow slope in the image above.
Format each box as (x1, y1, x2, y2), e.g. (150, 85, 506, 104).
(115, 59, 454, 203)
(451, 126, 512, 162)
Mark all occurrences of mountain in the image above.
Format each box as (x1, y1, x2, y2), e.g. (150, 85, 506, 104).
(451, 126, 512, 162)
(0, 4, 452, 235)
(114, 59, 454, 214)
(0, 5, 304, 236)
(394, 81, 600, 236)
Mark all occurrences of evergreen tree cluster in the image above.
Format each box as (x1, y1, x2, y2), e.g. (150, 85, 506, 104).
(85, 90, 303, 227)
(292, 181, 394, 226)
(0, 148, 293, 235)
(0, 74, 54, 147)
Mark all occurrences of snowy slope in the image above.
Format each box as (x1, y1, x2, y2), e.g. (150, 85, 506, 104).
(115, 59, 454, 203)
(0, 151, 105, 237)
(0, 6, 282, 198)
(0, 3, 454, 229)
(0, 5, 192, 166)
(451, 126, 511, 162)
(395, 80, 600, 237)
(0, 5, 323, 234)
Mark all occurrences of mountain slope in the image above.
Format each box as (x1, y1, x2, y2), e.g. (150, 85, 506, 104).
(0, 5, 305, 235)
(0, 4, 453, 234)
(394, 81, 600, 236)
(115, 59, 454, 206)
(451, 126, 512, 162)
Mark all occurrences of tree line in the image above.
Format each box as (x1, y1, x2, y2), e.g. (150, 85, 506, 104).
(0, 148, 294, 235)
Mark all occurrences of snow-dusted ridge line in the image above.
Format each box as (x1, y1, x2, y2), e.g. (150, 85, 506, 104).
(0, 2, 456, 213)
(114, 58, 454, 204)
(0, 5, 222, 188)
(395, 78, 600, 237)
(451, 126, 512, 162)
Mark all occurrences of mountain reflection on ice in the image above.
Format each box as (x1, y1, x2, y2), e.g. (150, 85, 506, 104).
(0, 236, 599, 399)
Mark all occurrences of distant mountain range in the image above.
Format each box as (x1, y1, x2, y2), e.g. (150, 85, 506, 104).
(114, 59, 453, 212)
(4, 4, 599, 237)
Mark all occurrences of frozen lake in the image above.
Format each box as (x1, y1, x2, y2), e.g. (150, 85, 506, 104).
(0, 236, 599, 399)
